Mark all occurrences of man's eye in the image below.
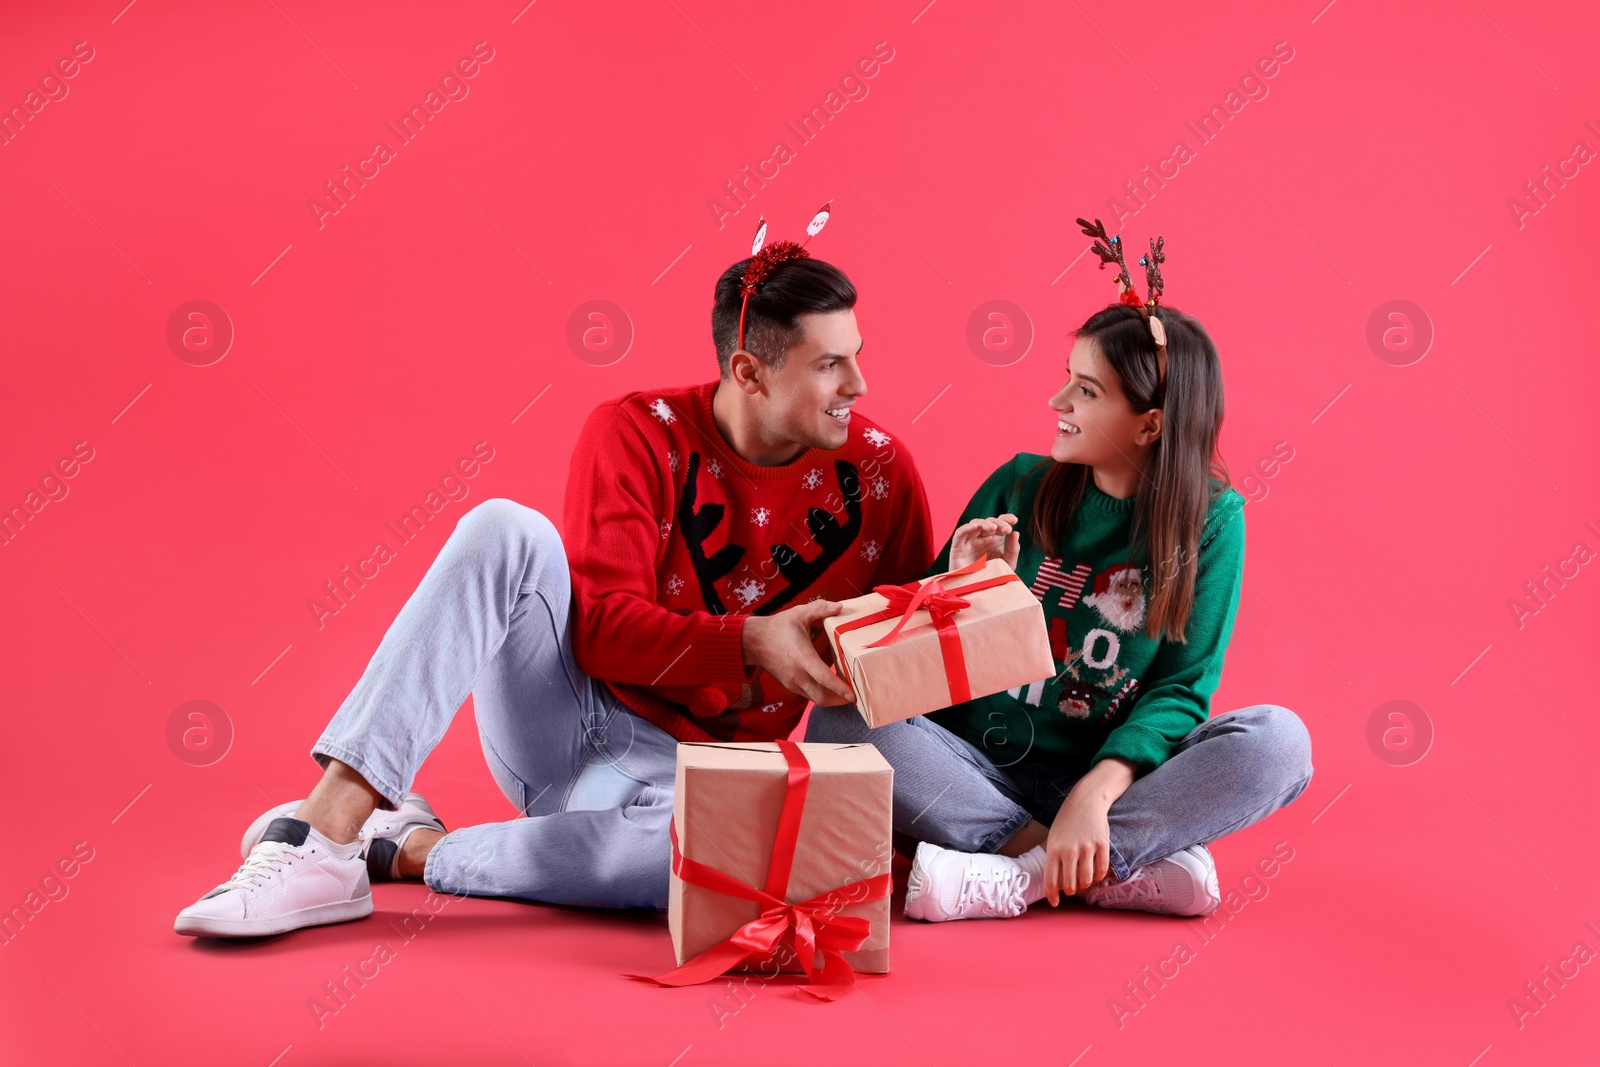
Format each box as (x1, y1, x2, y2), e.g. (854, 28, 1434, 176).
(824, 361, 838, 370)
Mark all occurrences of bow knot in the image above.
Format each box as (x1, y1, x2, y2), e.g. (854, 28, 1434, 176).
(731, 897, 873, 977)
(865, 578, 972, 649)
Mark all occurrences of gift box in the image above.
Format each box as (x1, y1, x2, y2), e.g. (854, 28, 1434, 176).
(626, 740, 892, 1001)
(822, 556, 1057, 727)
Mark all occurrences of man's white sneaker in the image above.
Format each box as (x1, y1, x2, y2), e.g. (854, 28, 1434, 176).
(175, 818, 372, 938)
(359, 795, 447, 883)
(1083, 844, 1221, 917)
(240, 793, 447, 883)
(239, 801, 301, 858)
(903, 841, 1032, 922)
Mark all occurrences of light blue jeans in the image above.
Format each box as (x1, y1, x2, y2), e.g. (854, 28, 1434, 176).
(805, 702, 1314, 881)
(311, 498, 681, 910)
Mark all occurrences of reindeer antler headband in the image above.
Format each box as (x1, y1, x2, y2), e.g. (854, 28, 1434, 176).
(1076, 216, 1168, 404)
(737, 201, 833, 352)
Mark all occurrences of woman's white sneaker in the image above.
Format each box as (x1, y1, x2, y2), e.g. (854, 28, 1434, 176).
(175, 818, 372, 938)
(1083, 844, 1221, 917)
(903, 841, 1032, 922)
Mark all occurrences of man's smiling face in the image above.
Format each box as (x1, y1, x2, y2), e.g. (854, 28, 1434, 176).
(760, 309, 867, 452)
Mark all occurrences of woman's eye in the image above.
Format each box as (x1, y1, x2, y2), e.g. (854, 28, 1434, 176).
(1079, 384, 1094, 397)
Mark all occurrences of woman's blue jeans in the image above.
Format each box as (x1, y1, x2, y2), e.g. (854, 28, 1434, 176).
(805, 700, 1314, 882)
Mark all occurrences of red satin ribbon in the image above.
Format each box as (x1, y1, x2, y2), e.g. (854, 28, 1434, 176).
(625, 739, 890, 1002)
(833, 557, 1023, 707)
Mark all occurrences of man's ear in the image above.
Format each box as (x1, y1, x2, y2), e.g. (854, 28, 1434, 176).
(727, 349, 765, 394)
(1135, 407, 1163, 446)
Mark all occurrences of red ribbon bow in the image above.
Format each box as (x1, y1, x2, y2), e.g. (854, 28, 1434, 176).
(625, 740, 889, 1002)
(864, 576, 974, 648)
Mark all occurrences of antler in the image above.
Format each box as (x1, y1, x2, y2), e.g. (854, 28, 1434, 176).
(1075, 216, 1140, 303)
(1138, 237, 1165, 305)
(1077, 215, 1171, 397)
(753, 460, 864, 614)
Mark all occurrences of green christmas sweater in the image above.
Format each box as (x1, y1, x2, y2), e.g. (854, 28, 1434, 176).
(924, 453, 1245, 777)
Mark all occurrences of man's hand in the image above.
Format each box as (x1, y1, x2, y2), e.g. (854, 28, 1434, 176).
(741, 600, 856, 707)
(947, 513, 1021, 572)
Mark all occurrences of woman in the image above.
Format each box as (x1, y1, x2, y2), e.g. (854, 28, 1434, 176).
(807, 276, 1313, 922)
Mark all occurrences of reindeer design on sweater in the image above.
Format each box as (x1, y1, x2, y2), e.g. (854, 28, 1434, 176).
(677, 451, 863, 617)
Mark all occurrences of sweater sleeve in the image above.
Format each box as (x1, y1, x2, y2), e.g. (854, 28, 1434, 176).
(1092, 491, 1246, 774)
(564, 400, 750, 688)
(869, 443, 937, 587)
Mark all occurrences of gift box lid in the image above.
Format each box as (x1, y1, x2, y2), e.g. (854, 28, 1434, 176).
(676, 740, 889, 771)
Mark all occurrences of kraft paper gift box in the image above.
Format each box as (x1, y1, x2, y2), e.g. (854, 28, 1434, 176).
(822, 556, 1057, 728)
(644, 740, 892, 998)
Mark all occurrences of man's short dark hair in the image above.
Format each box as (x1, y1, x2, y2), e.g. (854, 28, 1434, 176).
(711, 257, 857, 377)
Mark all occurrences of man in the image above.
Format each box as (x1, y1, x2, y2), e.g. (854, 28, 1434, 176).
(175, 251, 935, 937)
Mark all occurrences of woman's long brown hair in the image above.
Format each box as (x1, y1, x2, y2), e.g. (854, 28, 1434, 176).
(1025, 303, 1229, 642)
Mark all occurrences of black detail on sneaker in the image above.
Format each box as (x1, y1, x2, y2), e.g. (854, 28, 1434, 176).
(200, 886, 230, 900)
(365, 837, 399, 883)
(259, 817, 311, 847)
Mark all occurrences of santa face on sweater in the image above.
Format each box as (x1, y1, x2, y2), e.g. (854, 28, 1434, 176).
(1084, 564, 1146, 632)
(739, 309, 866, 455)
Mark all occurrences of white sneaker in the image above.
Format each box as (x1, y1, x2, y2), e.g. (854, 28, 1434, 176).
(1084, 844, 1221, 917)
(903, 841, 1032, 922)
(239, 801, 302, 858)
(175, 818, 372, 938)
(358, 795, 447, 883)
(240, 793, 446, 883)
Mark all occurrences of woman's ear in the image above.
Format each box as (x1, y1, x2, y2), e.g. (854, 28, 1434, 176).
(1135, 407, 1163, 446)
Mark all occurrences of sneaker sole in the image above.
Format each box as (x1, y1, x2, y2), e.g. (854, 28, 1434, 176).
(902, 841, 941, 922)
(174, 894, 374, 939)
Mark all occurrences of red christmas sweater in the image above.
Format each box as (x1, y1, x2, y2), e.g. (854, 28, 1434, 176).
(563, 380, 936, 743)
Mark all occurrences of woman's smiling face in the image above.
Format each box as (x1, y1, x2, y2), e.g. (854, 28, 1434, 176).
(1047, 335, 1157, 468)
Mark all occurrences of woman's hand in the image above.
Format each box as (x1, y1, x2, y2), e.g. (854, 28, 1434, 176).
(1040, 758, 1137, 904)
(947, 513, 1021, 572)
(1041, 791, 1112, 905)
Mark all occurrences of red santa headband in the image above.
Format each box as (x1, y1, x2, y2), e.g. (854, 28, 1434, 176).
(1076, 216, 1168, 404)
(737, 202, 833, 353)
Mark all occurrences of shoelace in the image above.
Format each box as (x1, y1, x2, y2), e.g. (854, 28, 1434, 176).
(1095, 868, 1164, 907)
(216, 841, 302, 893)
(956, 863, 1031, 917)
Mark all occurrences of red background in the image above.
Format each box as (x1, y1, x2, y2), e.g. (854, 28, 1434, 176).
(3, 1, 1597, 1064)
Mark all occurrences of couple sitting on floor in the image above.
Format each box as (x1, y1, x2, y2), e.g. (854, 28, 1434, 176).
(176, 226, 1312, 939)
